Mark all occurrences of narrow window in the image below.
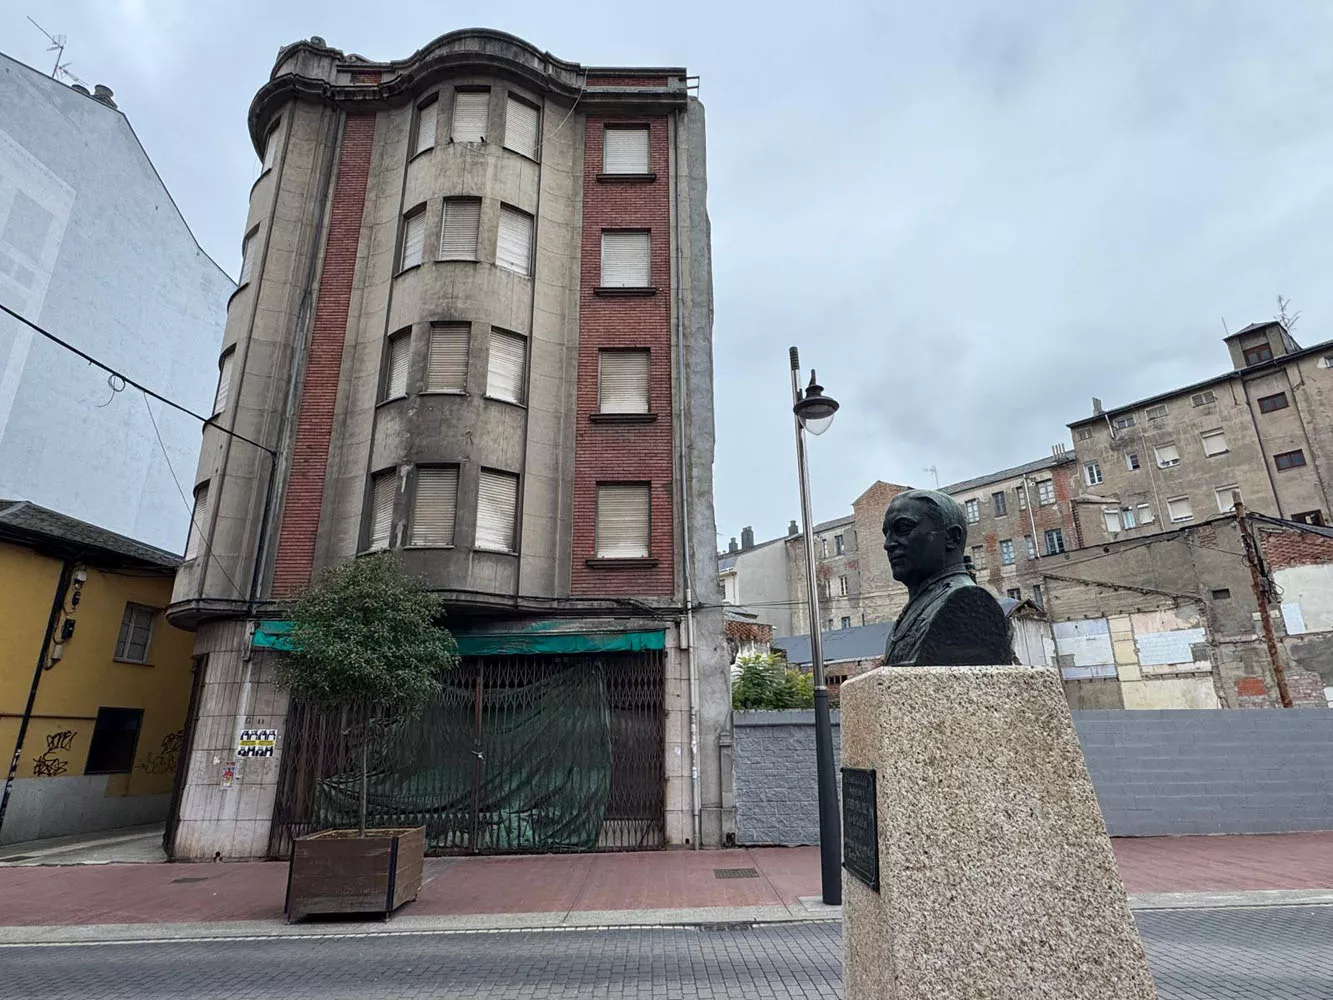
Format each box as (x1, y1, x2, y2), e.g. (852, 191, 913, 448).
(969, 545, 987, 570)
(1025, 535, 1037, 560)
(1155, 444, 1181, 468)
(596, 483, 650, 558)
(1032, 584, 1044, 607)
(451, 89, 489, 142)
(1167, 496, 1193, 522)
(1112, 414, 1136, 429)
(1215, 486, 1240, 513)
(835, 534, 845, 555)
(600, 230, 651, 287)
(368, 470, 396, 550)
(840, 616, 852, 630)
(964, 499, 980, 523)
(438, 197, 480, 260)
(598, 349, 650, 414)
(114, 604, 156, 663)
(381, 331, 410, 401)
(504, 95, 540, 159)
(496, 206, 534, 276)
(185, 482, 209, 561)
(603, 127, 650, 173)
(262, 124, 280, 171)
(213, 349, 235, 416)
(1136, 503, 1155, 524)
(820, 538, 828, 558)
(993, 491, 1007, 516)
(1126, 453, 1140, 471)
(1083, 462, 1103, 486)
(1103, 508, 1122, 534)
(411, 467, 459, 546)
(1121, 506, 1137, 528)
(1000, 539, 1015, 565)
(838, 574, 848, 596)
(1044, 528, 1065, 555)
(1201, 429, 1229, 457)
(239, 228, 259, 284)
(476, 470, 520, 552)
(426, 324, 469, 393)
(486, 329, 527, 405)
(1258, 392, 1289, 413)
(399, 207, 426, 271)
(1016, 484, 1028, 509)
(85, 707, 143, 775)
(1275, 449, 1307, 471)
(413, 95, 439, 156)
(1037, 480, 1056, 505)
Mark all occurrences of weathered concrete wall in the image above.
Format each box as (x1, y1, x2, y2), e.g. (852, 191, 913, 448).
(735, 707, 1333, 843)
(1, 777, 169, 846)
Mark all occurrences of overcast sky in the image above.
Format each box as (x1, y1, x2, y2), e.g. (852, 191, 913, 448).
(7, 2, 1333, 547)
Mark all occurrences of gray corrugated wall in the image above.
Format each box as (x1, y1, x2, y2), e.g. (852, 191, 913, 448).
(734, 709, 1333, 843)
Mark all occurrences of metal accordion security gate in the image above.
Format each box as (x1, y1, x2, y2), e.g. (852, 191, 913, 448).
(268, 651, 666, 857)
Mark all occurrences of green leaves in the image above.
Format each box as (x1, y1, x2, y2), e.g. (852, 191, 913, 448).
(731, 651, 814, 710)
(276, 552, 457, 713)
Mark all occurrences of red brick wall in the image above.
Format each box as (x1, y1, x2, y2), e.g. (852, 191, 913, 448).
(1259, 524, 1333, 571)
(586, 76, 669, 88)
(271, 112, 376, 597)
(725, 619, 774, 647)
(570, 115, 674, 597)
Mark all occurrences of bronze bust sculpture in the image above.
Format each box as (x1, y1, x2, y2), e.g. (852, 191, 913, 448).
(882, 489, 1011, 666)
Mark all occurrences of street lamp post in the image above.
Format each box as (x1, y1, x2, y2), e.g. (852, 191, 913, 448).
(789, 346, 843, 906)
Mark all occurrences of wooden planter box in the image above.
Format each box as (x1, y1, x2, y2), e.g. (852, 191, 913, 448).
(285, 827, 425, 923)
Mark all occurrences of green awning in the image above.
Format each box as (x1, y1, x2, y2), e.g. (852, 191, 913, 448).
(251, 619, 665, 656)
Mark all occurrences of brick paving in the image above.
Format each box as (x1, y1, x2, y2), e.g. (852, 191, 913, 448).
(3, 909, 1333, 998)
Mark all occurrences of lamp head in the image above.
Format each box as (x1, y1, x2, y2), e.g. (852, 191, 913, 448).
(794, 370, 839, 436)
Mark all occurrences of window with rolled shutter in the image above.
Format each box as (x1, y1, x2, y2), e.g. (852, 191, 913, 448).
(486, 330, 527, 404)
(185, 482, 209, 561)
(411, 467, 458, 546)
(452, 89, 489, 142)
(598, 350, 650, 414)
(603, 127, 649, 174)
(214, 350, 234, 415)
(427, 324, 469, 392)
(496, 206, 533, 276)
(414, 96, 438, 155)
(596, 483, 650, 558)
(382, 332, 410, 400)
(476, 470, 519, 552)
(600, 231, 650, 287)
(368, 471, 396, 550)
(438, 198, 480, 260)
(504, 96, 539, 159)
(399, 209, 426, 270)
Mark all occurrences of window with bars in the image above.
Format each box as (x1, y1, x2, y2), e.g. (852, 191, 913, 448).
(413, 95, 438, 156)
(1000, 539, 1015, 565)
(381, 331, 410, 401)
(600, 231, 651, 287)
(598, 350, 650, 414)
(1201, 429, 1229, 457)
(1258, 392, 1289, 413)
(486, 329, 527, 405)
(368, 470, 396, 550)
(476, 470, 519, 552)
(114, 604, 155, 663)
(239, 227, 259, 284)
(603, 127, 650, 173)
(1167, 496, 1193, 522)
(185, 482, 209, 561)
(85, 707, 143, 775)
(504, 95, 540, 159)
(426, 324, 468, 393)
(399, 207, 426, 271)
(411, 467, 458, 546)
(451, 89, 489, 142)
(213, 349, 235, 416)
(438, 197, 480, 260)
(496, 205, 533, 276)
(595, 483, 651, 559)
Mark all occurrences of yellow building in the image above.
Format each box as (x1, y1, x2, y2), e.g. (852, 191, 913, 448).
(0, 501, 197, 846)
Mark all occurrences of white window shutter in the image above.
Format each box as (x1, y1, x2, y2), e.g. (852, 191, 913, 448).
(414, 99, 438, 155)
(384, 334, 409, 399)
(185, 482, 209, 561)
(412, 467, 458, 546)
(504, 96, 539, 159)
(452, 90, 489, 142)
(369, 472, 396, 549)
(603, 128, 649, 174)
(596, 484, 650, 558)
(600, 231, 650, 287)
(496, 207, 533, 276)
(400, 212, 425, 270)
(486, 330, 527, 404)
(1202, 431, 1228, 456)
(427, 325, 469, 392)
(438, 198, 480, 260)
(476, 470, 519, 552)
(598, 350, 650, 414)
(214, 352, 234, 415)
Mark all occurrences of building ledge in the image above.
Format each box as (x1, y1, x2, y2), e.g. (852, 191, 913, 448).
(596, 172, 656, 184)
(594, 286, 658, 298)
(589, 413, 658, 425)
(585, 557, 660, 569)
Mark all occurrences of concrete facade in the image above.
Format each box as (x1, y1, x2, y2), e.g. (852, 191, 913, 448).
(167, 30, 728, 857)
(718, 531, 794, 638)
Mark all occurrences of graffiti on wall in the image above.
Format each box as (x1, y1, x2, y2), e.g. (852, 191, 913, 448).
(137, 730, 184, 775)
(31, 729, 76, 777)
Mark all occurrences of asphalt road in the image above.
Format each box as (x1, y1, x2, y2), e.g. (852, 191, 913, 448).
(1, 906, 1330, 999)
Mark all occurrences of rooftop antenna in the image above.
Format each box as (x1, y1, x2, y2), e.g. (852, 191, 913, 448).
(923, 465, 939, 488)
(27, 17, 88, 88)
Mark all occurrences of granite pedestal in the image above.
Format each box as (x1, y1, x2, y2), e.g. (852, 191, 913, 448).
(839, 664, 1157, 999)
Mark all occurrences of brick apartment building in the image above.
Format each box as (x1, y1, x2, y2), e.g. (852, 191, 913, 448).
(165, 30, 729, 859)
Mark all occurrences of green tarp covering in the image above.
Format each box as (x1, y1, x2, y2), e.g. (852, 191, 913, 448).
(252, 620, 665, 656)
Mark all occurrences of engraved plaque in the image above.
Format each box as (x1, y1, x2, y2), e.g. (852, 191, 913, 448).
(841, 767, 880, 892)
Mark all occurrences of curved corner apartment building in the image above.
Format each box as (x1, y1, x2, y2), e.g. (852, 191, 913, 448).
(166, 30, 728, 859)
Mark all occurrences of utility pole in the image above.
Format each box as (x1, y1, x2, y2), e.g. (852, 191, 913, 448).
(1234, 498, 1294, 708)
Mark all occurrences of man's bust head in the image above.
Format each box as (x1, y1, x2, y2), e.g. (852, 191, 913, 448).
(882, 489, 968, 593)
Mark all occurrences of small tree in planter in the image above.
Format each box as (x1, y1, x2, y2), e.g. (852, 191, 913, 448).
(278, 552, 457, 922)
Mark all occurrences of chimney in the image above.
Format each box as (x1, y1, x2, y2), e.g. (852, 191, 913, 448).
(727, 538, 738, 554)
(788, 519, 800, 536)
(1092, 396, 1104, 416)
(71, 84, 91, 96)
(1051, 443, 1068, 461)
(92, 85, 117, 109)
(741, 526, 755, 550)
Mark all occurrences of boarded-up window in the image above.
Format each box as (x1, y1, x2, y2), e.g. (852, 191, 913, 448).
(451, 89, 489, 142)
(596, 483, 650, 558)
(486, 330, 527, 404)
(399, 208, 426, 270)
(438, 198, 480, 260)
(411, 467, 459, 546)
(214, 350, 234, 415)
(368, 471, 396, 550)
(382, 331, 410, 400)
(504, 96, 539, 158)
(476, 470, 519, 552)
(603, 127, 649, 173)
(600, 231, 650, 287)
(413, 96, 438, 155)
(114, 604, 156, 663)
(427, 324, 469, 392)
(496, 206, 533, 276)
(598, 350, 650, 414)
(185, 482, 209, 561)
